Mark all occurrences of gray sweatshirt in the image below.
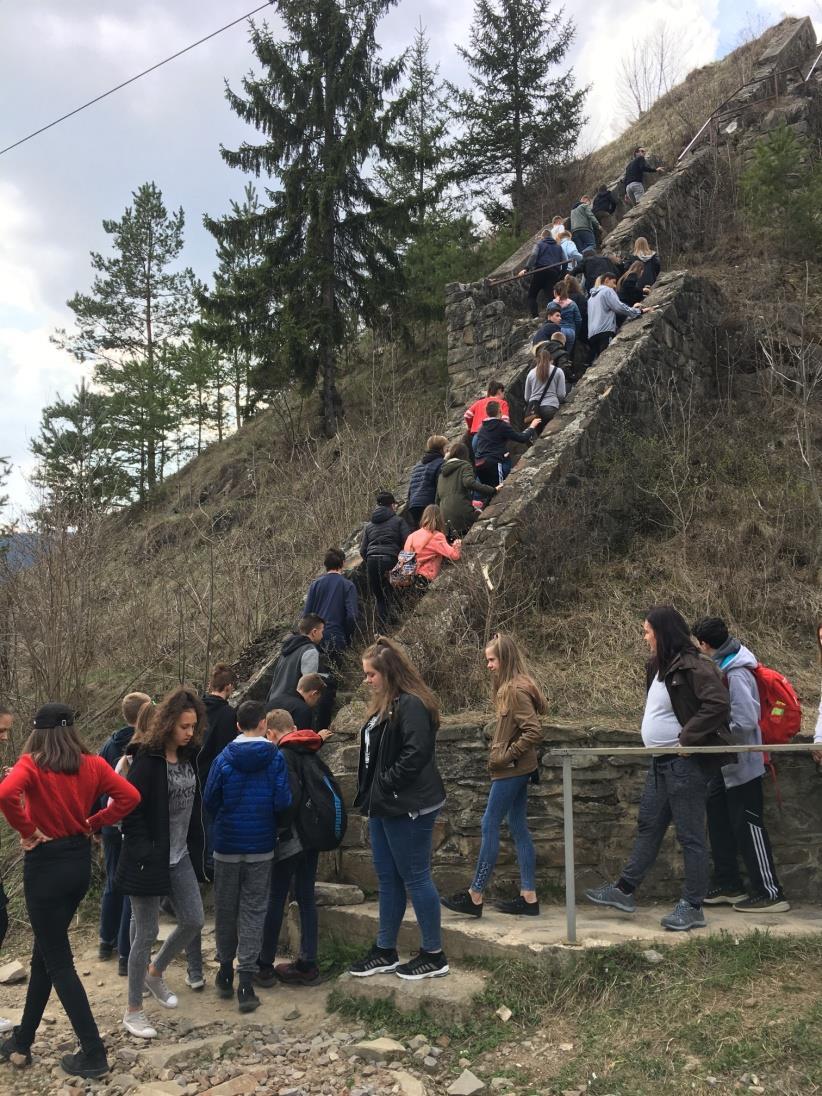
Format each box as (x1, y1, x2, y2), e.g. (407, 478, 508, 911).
(524, 364, 566, 411)
(587, 285, 641, 338)
(713, 638, 764, 788)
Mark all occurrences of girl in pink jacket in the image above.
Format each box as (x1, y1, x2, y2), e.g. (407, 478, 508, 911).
(403, 505, 461, 582)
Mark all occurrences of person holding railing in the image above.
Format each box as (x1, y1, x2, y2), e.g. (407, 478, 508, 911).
(585, 606, 733, 932)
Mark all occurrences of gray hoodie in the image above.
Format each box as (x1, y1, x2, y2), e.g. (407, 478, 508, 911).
(712, 638, 764, 788)
(587, 285, 641, 338)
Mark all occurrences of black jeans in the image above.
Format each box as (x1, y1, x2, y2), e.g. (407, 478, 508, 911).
(18, 836, 104, 1056)
(0, 883, 8, 951)
(99, 827, 131, 957)
(587, 331, 613, 364)
(527, 271, 558, 318)
(259, 850, 320, 966)
(707, 774, 783, 900)
(366, 555, 397, 633)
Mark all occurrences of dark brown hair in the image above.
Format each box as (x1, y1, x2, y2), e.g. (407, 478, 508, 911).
(645, 605, 693, 679)
(139, 687, 205, 757)
(617, 260, 645, 291)
(487, 380, 505, 397)
(447, 441, 470, 462)
(362, 637, 440, 727)
(24, 723, 91, 774)
(209, 663, 237, 693)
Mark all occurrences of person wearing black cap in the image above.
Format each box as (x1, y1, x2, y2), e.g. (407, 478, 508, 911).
(359, 491, 410, 632)
(0, 703, 140, 1079)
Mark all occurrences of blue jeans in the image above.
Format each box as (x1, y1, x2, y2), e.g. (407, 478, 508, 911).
(471, 774, 536, 893)
(369, 811, 442, 953)
(99, 828, 131, 959)
(572, 229, 595, 253)
(560, 325, 576, 351)
(260, 850, 320, 966)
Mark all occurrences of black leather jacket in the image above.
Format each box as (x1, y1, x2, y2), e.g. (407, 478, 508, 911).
(354, 693, 446, 817)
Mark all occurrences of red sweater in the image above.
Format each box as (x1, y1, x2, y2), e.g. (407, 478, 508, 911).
(0, 753, 141, 840)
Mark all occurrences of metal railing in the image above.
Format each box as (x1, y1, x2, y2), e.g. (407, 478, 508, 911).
(549, 742, 821, 944)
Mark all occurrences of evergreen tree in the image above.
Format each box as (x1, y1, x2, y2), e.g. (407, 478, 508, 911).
(453, 0, 586, 229)
(741, 125, 822, 259)
(198, 182, 265, 428)
(30, 381, 131, 512)
(55, 182, 197, 497)
(208, 2, 410, 436)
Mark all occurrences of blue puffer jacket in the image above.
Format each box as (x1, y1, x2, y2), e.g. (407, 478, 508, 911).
(408, 452, 444, 511)
(203, 737, 292, 855)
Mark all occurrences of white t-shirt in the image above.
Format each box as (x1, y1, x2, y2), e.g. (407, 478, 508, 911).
(641, 675, 682, 750)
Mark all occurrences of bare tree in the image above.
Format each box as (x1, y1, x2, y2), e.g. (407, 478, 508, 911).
(617, 24, 684, 123)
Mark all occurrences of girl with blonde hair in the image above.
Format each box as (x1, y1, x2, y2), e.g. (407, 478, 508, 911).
(442, 633, 546, 918)
(631, 236, 661, 290)
(402, 504, 462, 584)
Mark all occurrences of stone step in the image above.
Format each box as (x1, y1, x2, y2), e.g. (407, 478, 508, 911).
(335, 968, 488, 1024)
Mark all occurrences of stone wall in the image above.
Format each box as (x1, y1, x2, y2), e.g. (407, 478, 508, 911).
(319, 715, 822, 902)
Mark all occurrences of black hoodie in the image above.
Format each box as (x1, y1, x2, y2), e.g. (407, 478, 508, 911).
(198, 694, 239, 783)
(265, 634, 321, 710)
(475, 418, 536, 463)
(359, 506, 410, 562)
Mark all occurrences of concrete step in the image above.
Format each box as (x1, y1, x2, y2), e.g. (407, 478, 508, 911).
(296, 899, 822, 968)
(335, 968, 487, 1024)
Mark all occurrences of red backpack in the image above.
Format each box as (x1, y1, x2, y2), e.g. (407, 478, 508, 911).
(751, 664, 802, 744)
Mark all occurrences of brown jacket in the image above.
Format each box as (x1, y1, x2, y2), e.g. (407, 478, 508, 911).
(488, 678, 544, 780)
(646, 647, 735, 764)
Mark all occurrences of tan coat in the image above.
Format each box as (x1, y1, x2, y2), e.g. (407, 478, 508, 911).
(488, 679, 544, 780)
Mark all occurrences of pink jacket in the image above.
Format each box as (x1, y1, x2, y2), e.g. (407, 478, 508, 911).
(403, 529, 461, 581)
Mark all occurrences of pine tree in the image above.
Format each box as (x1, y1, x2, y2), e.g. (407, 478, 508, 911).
(208, 1, 410, 436)
(30, 381, 131, 513)
(55, 182, 197, 497)
(453, 0, 586, 229)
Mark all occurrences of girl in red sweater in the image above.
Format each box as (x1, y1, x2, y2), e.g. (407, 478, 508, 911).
(0, 703, 140, 1080)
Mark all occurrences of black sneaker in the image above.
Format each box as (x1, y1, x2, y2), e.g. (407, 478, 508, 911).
(348, 945, 400, 977)
(0, 1034, 31, 1068)
(494, 896, 540, 916)
(253, 963, 277, 988)
(440, 890, 483, 918)
(237, 983, 260, 1013)
(215, 966, 234, 1000)
(61, 1049, 109, 1079)
(703, 885, 746, 906)
(395, 950, 450, 981)
(733, 894, 791, 913)
(98, 941, 115, 961)
(117, 957, 129, 978)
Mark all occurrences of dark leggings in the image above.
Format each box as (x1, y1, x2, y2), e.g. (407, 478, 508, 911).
(259, 850, 320, 966)
(17, 836, 104, 1056)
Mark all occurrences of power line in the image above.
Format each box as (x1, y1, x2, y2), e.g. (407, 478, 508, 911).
(0, 1, 274, 158)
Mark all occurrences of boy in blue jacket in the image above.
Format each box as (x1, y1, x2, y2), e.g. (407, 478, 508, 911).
(203, 700, 292, 1012)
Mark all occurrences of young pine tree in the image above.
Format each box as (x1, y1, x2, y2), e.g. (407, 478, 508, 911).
(453, 0, 586, 230)
(208, 1, 410, 436)
(55, 182, 197, 498)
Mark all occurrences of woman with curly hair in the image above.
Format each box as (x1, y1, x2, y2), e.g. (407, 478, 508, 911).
(116, 687, 208, 1039)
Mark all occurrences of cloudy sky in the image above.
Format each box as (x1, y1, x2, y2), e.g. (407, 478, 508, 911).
(1, 0, 817, 515)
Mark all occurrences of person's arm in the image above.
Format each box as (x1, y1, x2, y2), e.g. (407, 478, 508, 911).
(430, 531, 461, 562)
(569, 301, 582, 330)
(464, 403, 476, 430)
(87, 757, 141, 830)
(0, 756, 37, 836)
(524, 371, 536, 404)
(501, 421, 536, 445)
(500, 399, 511, 423)
(678, 661, 731, 747)
(344, 581, 358, 636)
(203, 755, 224, 816)
(589, 210, 601, 231)
(271, 752, 293, 817)
(379, 695, 437, 792)
(502, 688, 544, 763)
(359, 525, 370, 559)
(556, 369, 567, 403)
(727, 669, 760, 739)
(303, 579, 317, 617)
(301, 646, 320, 676)
(519, 244, 539, 274)
(605, 286, 641, 319)
(120, 753, 156, 862)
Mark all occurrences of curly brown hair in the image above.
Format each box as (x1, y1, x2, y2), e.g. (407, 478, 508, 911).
(139, 686, 206, 758)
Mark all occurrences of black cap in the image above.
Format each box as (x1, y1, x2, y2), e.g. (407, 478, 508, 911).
(376, 491, 397, 507)
(32, 702, 75, 729)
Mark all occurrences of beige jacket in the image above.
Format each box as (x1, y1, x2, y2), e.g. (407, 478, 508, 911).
(488, 679, 544, 780)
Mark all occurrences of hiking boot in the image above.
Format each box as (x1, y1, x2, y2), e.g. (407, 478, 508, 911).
(440, 890, 483, 917)
(733, 895, 791, 913)
(60, 1048, 109, 1079)
(395, 950, 450, 981)
(122, 1010, 157, 1039)
(215, 965, 234, 999)
(253, 963, 277, 988)
(275, 961, 321, 986)
(348, 945, 400, 977)
(118, 957, 129, 978)
(237, 982, 260, 1013)
(0, 1034, 31, 1068)
(585, 882, 636, 914)
(494, 896, 540, 916)
(144, 970, 178, 1008)
(185, 973, 205, 991)
(661, 899, 707, 932)
(98, 941, 115, 961)
(703, 885, 746, 906)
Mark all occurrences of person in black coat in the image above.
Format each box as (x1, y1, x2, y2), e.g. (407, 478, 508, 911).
(348, 637, 449, 981)
(580, 250, 624, 294)
(198, 664, 238, 785)
(406, 436, 448, 530)
(359, 491, 410, 633)
(117, 688, 209, 1040)
(474, 401, 540, 488)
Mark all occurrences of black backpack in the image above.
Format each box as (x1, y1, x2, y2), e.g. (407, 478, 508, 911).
(286, 749, 347, 852)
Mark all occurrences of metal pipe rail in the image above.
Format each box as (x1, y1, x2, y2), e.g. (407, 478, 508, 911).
(550, 742, 821, 944)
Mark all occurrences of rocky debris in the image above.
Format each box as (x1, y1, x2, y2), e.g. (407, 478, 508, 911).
(390, 1069, 428, 1096)
(313, 882, 365, 906)
(0, 960, 27, 985)
(142, 1034, 235, 1072)
(642, 949, 664, 965)
(495, 1006, 513, 1022)
(448, 1069, 487, 1095)
(351, 1037, 407, 1062)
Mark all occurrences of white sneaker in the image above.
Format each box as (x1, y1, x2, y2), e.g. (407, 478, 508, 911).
(123, 1010, 157, 1039)
(0, 1017, 13, 1034)
(144, 971, 178, 1009)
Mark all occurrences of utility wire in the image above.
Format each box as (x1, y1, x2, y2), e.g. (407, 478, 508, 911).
(0, 1, 274, 157)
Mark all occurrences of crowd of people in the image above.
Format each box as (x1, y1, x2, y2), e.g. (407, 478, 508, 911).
(0, 610, 820, 1079)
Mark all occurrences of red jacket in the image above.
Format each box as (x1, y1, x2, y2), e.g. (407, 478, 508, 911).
(0, 753, 140, 840)
(464, 396, 510, 434)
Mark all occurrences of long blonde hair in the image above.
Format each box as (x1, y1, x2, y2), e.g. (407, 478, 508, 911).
(362, 637, 440, 727)
(633, 236, 655, 260)
(420, 504, 445, 534)
(486, 633, 547, 715)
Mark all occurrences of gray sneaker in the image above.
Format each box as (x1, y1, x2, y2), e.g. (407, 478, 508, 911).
(661, 899, 707, 932)
(144, 970, 178, 1008)
(584, 882, 636, 913)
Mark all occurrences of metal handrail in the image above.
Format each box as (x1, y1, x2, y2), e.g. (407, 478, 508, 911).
(550, 742, 821, 944)
(805, 45, 822, 81)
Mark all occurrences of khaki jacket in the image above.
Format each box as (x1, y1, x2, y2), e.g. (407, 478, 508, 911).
(488, 679, 544, 780)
